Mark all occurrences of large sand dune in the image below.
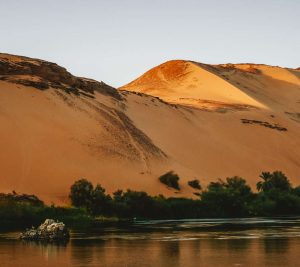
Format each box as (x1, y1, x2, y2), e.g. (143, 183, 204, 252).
(1, 54, 299, 203)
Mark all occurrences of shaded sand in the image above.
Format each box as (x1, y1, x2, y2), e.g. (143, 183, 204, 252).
(0, 54, 300, 203)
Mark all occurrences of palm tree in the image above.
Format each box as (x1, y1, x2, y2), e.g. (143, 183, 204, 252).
(257, 172, 273, 192)
(257, 171, 291, 192)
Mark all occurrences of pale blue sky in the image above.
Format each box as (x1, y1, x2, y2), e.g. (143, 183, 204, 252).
(0, 0, 299, 87)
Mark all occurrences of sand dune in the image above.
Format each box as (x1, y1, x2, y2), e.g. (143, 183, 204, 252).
(121, 60, 300, 187)
(121, 60, 300, 112)
(1, 54, 300, 203)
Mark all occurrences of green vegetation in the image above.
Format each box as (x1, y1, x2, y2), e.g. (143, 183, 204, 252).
(159, 171, 180, 190)
(0, 192, 93, 230)
(69, 179, 94, 208)
(257, 171, 291, 192)
(188, 179, 202, 190)
(201, 176, 254, 217)
(69, 179, 111, 215)
(252, 171, 300, 216)
(69, 171, 300, 219)
(2, 170, 300, 229)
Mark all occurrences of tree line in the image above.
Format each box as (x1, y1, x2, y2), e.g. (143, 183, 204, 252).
(69, 170, 300, 219)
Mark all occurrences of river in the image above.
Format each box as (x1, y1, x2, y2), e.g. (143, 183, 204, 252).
(1, 217, 300, 267)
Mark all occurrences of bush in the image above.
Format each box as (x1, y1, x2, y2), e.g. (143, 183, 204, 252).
(89, 184, 112, 216)
(159, 171, 180, 190)
(201, 176, 254, 217)
(69, 179, 93, 208)
(112, 189, 156, 218)
(69, 179, 111, 216)
(188, 179, 201, 190)
(0, 199, 91, 229)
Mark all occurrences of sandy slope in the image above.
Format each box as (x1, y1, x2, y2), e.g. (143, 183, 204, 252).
(0, 81, 179, 203)
(121, 60, 300, 187)
(121, 60, 300, 112)
(0, 54, 300, 203)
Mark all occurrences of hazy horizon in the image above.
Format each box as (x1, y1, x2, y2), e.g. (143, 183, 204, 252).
(1, 0, 299, 87)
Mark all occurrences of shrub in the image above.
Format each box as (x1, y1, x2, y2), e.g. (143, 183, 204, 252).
(159, 171, 180, 190)
(201, 176, 254, 217)
(69, 179, 93, 208)
(69, 179, 112, 216)
(188, 179, 201, 190)
(90, 184, 112, 215)
(111, 189, 157, 218)
(0, 199, 91, 229)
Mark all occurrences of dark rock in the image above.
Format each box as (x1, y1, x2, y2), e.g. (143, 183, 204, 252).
(241, 119, 287, 131)
(0, 53, 123, 100)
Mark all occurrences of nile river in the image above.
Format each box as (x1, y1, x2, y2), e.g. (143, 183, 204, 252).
(1, 217, 300, 267)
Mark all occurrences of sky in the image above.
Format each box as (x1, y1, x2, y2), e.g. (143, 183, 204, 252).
(0, 0, 299, 87)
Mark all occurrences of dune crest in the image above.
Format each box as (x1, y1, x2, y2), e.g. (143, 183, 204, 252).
(121, 60, 265, 109)
(121, 60, 300, 113)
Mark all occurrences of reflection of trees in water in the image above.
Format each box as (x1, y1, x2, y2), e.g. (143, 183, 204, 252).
(71, 239, 106, 266)
(184, 239, 201, 257)
(155, 240, 180, 267)
(208, 238, 251, 251)
(263, 238, 290, 254)
(260, 238, 291, 267)
(67, 230, 293, 267)
(70, 239, 196, 267)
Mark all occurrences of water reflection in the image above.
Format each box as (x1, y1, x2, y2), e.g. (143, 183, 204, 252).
(263, 237, 290, 253)
(1, 217, 300, 267)
(70, 239, 108, 266)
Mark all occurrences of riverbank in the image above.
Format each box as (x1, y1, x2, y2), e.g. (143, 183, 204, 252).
(2, 171, 300, 231)
(0, 194, 129, 231)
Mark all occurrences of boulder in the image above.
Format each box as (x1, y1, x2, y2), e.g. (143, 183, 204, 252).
(20, 219, 70, 241)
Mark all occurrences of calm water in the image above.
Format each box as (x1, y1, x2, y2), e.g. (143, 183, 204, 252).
(1, 217, 300, 267)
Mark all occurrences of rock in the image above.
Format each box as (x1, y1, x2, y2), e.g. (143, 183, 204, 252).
(0, 53, 123, 100)
(19, 219, 70, 242)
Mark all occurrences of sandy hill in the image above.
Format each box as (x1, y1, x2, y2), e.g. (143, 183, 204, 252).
(1, 54, 300, 203)
(121, 60, 300, 111)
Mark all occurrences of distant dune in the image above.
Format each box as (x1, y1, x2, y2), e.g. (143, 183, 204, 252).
(1, 54, 300, 203)
(121, 60, 300, 111)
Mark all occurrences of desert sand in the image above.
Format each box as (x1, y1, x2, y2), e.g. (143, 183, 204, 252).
(0, 54, 299, 203)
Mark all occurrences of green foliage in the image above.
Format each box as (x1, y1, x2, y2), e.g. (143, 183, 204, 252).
(69, 179, 93, 208)
(90, 184, 112, 216)
(66, 173, 300, 219)
(112, 189, 155, 218)
(3, 170, 300, 228)
(201, 176, 254, 217)
(159, 171, 180, 190)
(188, 179, 202, 190)
(110, 192, 203, 219)
(252, 190, 300, 216)
(250, 171, 299, 216)
(161, 197, 203, 218)
(292, 186, 300, 197)
(257, 171, 291, 192)
(69, 179, 112, 216)
(0, 197, 91, 230)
